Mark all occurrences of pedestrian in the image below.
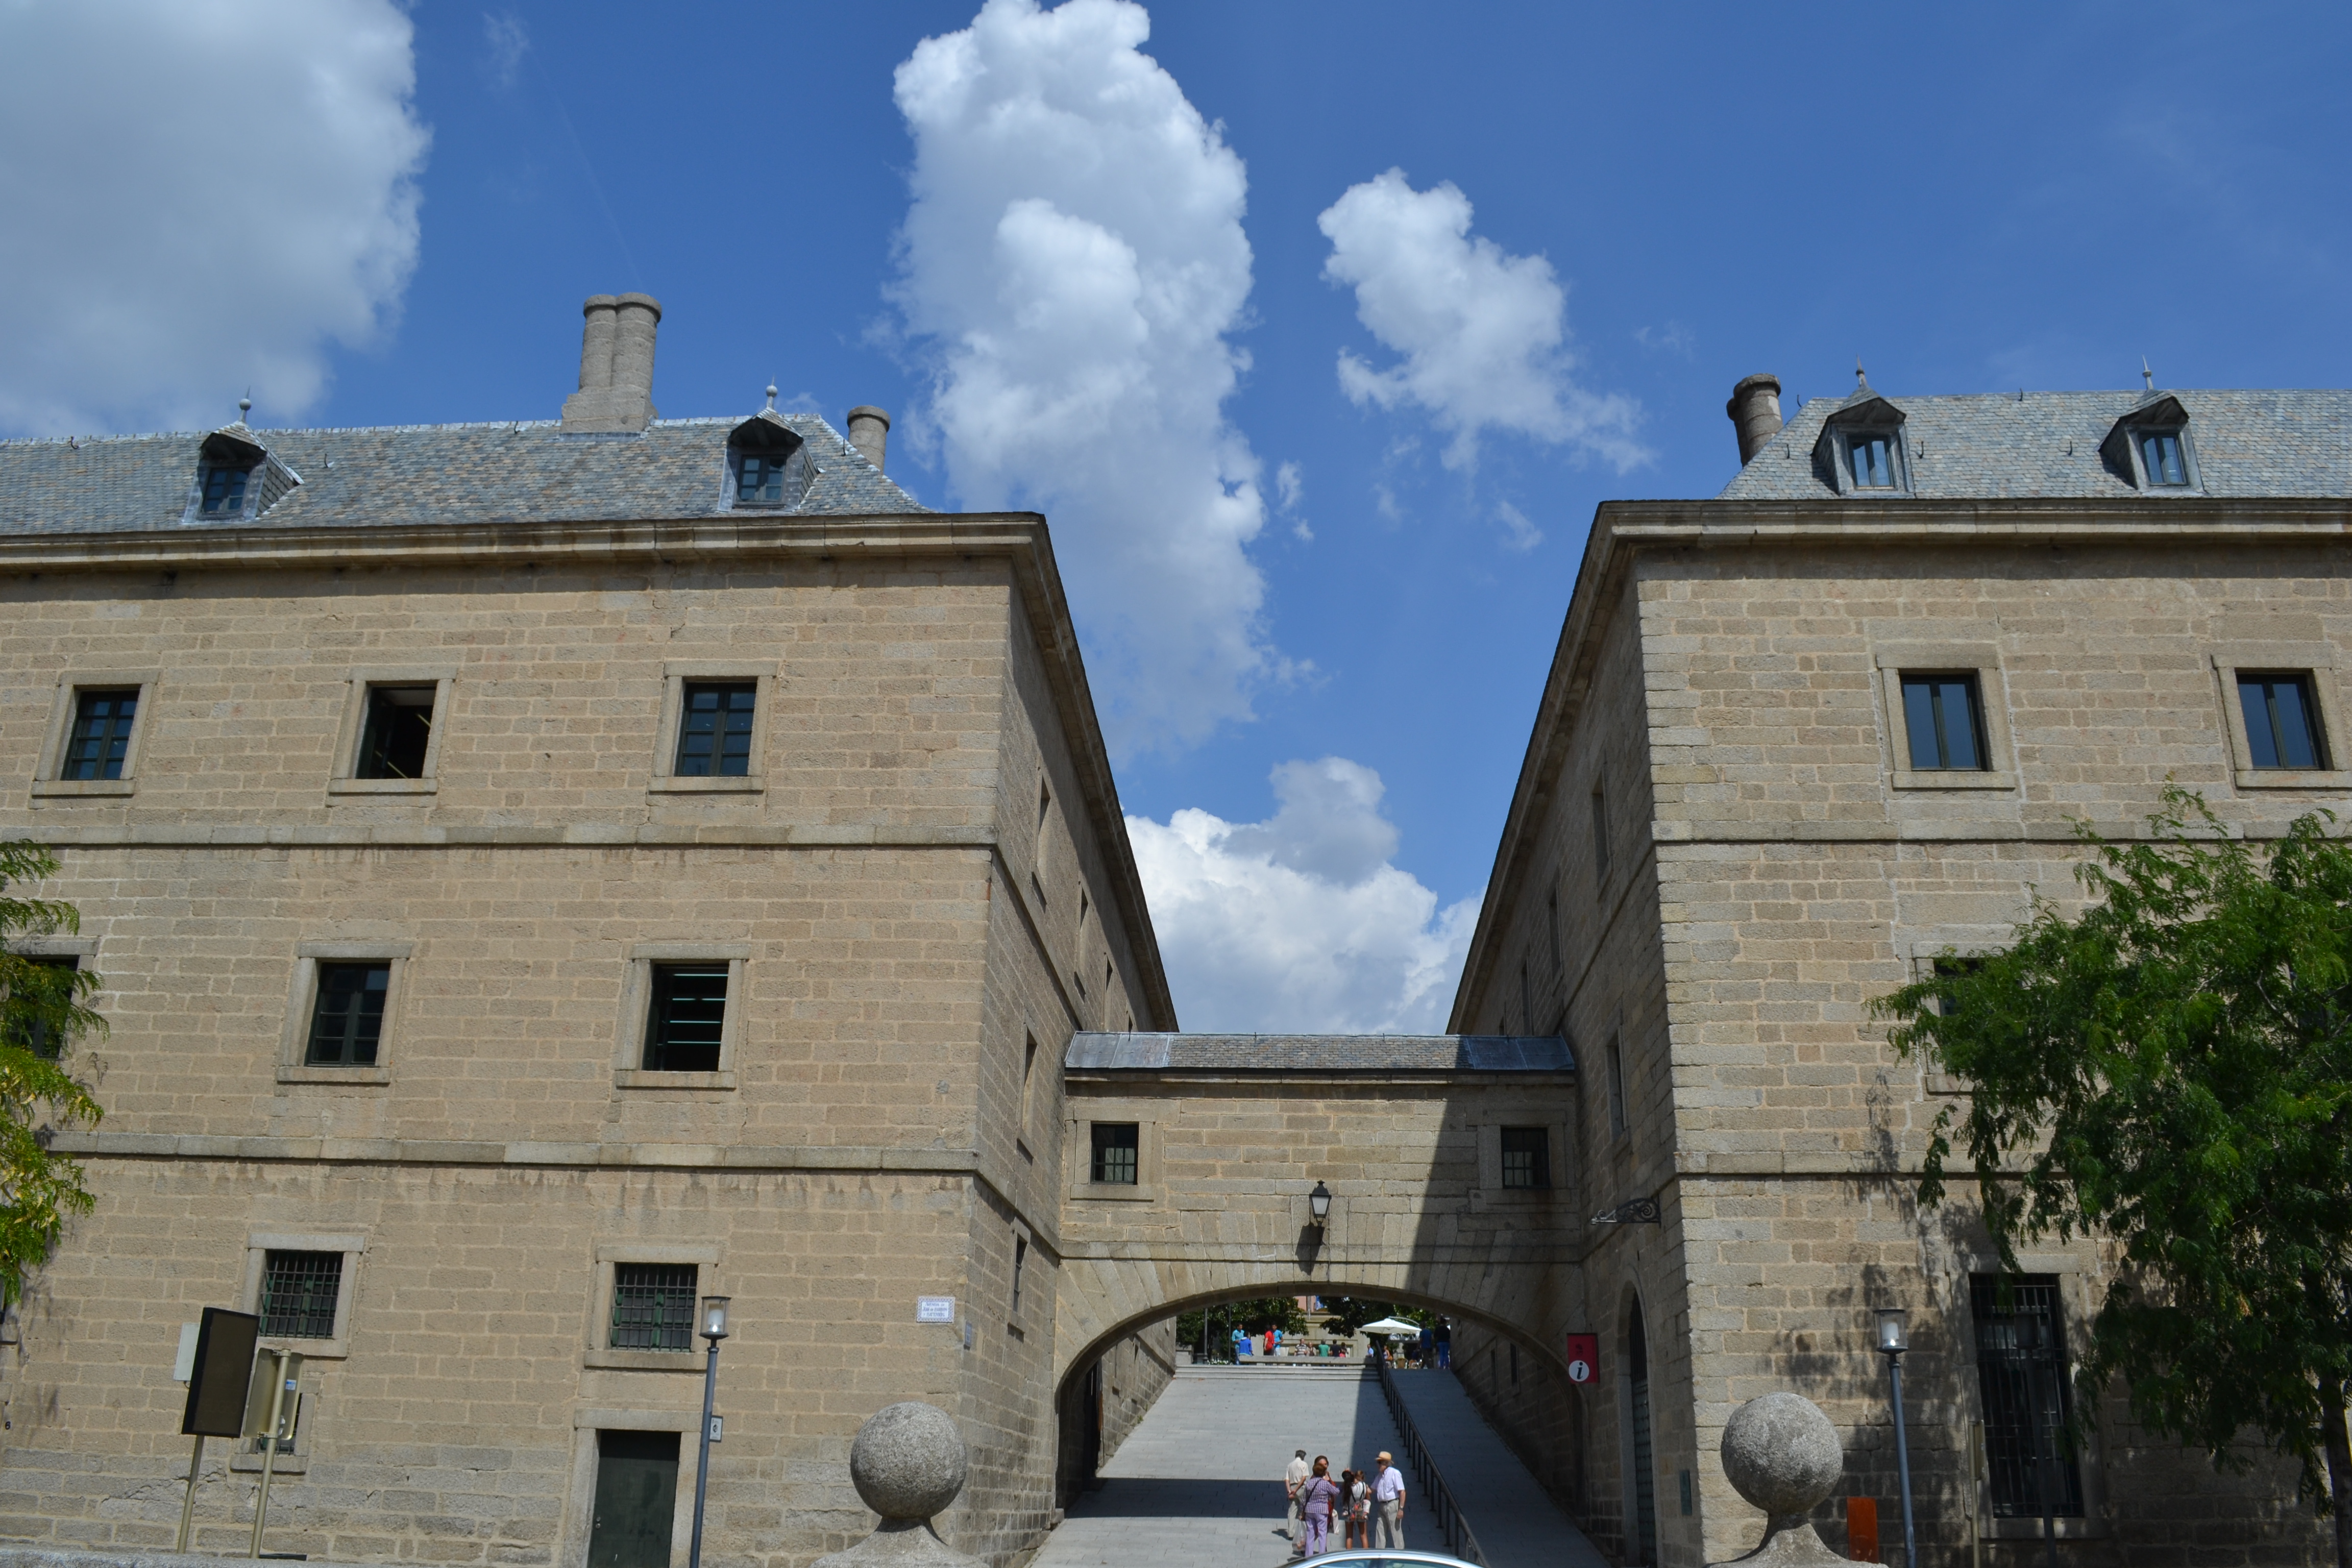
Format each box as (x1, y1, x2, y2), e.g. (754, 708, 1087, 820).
(1298, 1456, 1340, 1557)
(1416, 1324, 1432, 1368)
(1373, 1450, 1407, 1548)
(1342, 1467, 1369, 1549)
(1237, 1326, 1252, 1359)
(1435, 1317, 1452, 1369)
(1284, 1447, 1310, 1554)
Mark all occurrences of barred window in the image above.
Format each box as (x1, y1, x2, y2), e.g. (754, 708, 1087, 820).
(1090, 1122, 1139, 1185)
(62, 689, 139, 780)
(307, 962, 390, 1066)
(612, 1263, 698, 1351)
(1500, 1126, 1550, 1189)
(644, 963, 728, 1072)
(1971, 1276, 2085, 1517)
(260, 1250, 344, 1339)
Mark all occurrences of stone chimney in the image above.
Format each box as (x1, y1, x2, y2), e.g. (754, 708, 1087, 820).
(846, 406, 890, 472)
(560, 293, 662, 432)
(1726, 373, 1783, 465)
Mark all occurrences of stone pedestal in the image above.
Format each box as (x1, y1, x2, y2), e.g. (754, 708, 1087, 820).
(813, 1403, 985, 1568)
(1707, 1392, 1848, 1568)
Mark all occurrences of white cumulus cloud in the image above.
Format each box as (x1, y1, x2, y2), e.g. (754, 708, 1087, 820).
(0, 0, 429, 436)
(1129, 758, 1479, 1033)
(1319, 168, 1647, 472)
(891, 0, 1277, 754)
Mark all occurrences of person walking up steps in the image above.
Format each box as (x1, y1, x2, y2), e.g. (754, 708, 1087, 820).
(1298, 1457, 1340, 1558)
(1283, 1448, 1310, 1554)
(1372, 1451, 1408, 1549)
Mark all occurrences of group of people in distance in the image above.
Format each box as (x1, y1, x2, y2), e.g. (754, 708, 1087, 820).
(1284, 1446, 1407, 1557)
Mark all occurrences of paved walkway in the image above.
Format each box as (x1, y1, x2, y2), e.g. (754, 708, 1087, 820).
(1032, 1364, 1443, 1568)
(1383, 1367, 1610, 1568)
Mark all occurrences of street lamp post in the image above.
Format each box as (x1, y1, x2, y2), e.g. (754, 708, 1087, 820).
(1875, 1308, 1918, 1568)
(688, 1295, 730, 1568)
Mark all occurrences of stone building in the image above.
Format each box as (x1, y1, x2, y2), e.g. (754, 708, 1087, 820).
(0, 295, 1178, 1567)
(1444, 372, 2349, 1565)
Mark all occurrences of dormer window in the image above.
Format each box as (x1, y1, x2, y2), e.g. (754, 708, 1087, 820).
(2102, 394, 2200, 493)
(2140, 429, 2188, 487)
(1849, 432, 1897, 489)
(184, 426, 299, 523)
(1814, 386, 1909, 497)
(198, 460, 252, 516)
(725, 413, 810, 510)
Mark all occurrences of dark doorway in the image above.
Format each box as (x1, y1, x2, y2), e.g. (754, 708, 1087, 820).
(1082, 1360, 1105, 1486)
(1628, 1313, 1659, 1566)
(589, 1429, 680, 1568)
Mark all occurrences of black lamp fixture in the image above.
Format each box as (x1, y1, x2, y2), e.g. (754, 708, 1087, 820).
(1307, 1181, 1333, 1228)
(1873, 1308, 1917, 1568)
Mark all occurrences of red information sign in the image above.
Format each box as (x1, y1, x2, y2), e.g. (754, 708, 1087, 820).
(1564, 1333, 1598, 1384)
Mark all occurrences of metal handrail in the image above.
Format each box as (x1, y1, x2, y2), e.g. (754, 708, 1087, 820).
(1373, 1353, 1490, 1567)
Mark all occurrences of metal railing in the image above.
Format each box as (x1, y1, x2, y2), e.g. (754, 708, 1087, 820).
(1373, 1352, 1489, 1567)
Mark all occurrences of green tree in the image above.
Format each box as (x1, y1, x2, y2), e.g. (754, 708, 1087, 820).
(1175, 1295, 1310, 1353)
(1317, 1298, 1430, 1337)
(1873, 790, 2352, 1566)
(0, 841, 105, 1311)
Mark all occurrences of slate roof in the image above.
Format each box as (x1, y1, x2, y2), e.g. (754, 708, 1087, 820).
(0, 413, 926, 535)
(1065, 1033, 1574, 1073)
(1717, 386, 2352, 501)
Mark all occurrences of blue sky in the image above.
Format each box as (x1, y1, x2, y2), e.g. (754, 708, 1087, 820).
(5, 1, 2348, 1030)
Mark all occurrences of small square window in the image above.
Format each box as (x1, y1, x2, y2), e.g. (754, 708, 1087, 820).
(1900, 673, 1989, 770)
(644, 963, 728, 1072)
(734, 450, 789, 505)
(6, 956, 79, 1061)
(1090, 1122, 1139, 1185)
(2238, 673, 2329, 770)
(198, 462, 251, 517)
(674, 682, 756, 777)
(2139, 429, 2189, 487)
(1500, 1126, 1550, 1189)
(355, 685, 435, 779)
(1848, 432, 1897, 488)
(611, 1262, 698, 1351)
(61, 690, 139, 781)
(306, 962, 389, 1066)
(260, 1250, 343, 1339)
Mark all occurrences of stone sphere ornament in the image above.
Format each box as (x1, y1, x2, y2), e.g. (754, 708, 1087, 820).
(849, 1402, 970, 1522)
(1707, 1392, 1849, 1568)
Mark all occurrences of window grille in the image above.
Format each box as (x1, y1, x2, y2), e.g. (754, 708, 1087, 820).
(643, 963, 728, 1073)
(1500, 1126, 1550, 1189)
(611, 1262, 698, 1351)
(1970, 1276, 2085, 1517)
(260, 1250, 343, 1338)
(62, 689, 139, 780)
(307, 962, 390, 1066)
(1900, 673, 1989, 770)
(2238, 673, 2329, 770)
(1090, 1122, 1139, 1185)
(674, 682, 756, 777)
(356, 685, 435, 779)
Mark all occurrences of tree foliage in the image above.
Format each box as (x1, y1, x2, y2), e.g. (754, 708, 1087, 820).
(1873, 789, 2352, 1548)
(0, 841, 105, 1310)
(1175, 1295, 1311, 1349)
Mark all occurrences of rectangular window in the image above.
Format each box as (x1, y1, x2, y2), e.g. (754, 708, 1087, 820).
(1590, 784, 1610, 878)
(7, 956, 78, 1061)
(1931, 955, 1983, 1018)
(2139, 430, 2187, 486)
(199, 462, 250, 517)
(611, 1262, 698, 1351)
(735, 451, 788, 504)
(1090, 1121, 1140, 1185)
(355, 685, 435, 779)
(306, 962, 390, 1066)
(1900, 673, 1989, 770)
(1500, 1126, 1550, 1189)
(2238, 673, 2329, 770)
(1011, 1236, 1027, 1316)
(61, 689, 139, 780)
(643, 963, 728, 1072)
(1607, 1036, 1629, 1138)
(673, 682, 756, 777)
(259, 1250, 343, 1339)
(1849, 432, 1895, 488)
(1971, 1276, 2086, 1518)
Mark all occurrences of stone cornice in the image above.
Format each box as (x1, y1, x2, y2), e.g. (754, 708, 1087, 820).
(0, 509, 1176, 1029)
(1450, 494, 2352, 1028)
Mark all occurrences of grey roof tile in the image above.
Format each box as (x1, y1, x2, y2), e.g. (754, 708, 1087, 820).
(1717, 387, 2352, 501)
(1065, 1032, 1574, 1073)
(0, 412, 926, 535)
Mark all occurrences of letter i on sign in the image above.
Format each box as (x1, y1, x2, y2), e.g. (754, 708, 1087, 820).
(1564, 1333, 1598, 1384)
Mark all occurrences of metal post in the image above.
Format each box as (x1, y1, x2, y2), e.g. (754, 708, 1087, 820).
(249, 1351, 292, 1558)
(2029, 1340, 2058, 1568)
(688, 1337, 721, 1568)
(176, 1433, 205, 1552)
(1886, 1353, 1918, 1568)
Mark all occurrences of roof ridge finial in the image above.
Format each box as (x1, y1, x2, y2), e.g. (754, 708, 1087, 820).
(1855, 357, 1868, 391)
(236, 390, 252, 426)
(2142, 356, 2155, 393)
(765, 380, 778, 412)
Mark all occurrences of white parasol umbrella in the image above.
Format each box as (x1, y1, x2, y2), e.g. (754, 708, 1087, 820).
(1358, 1317, 1423, 1336)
